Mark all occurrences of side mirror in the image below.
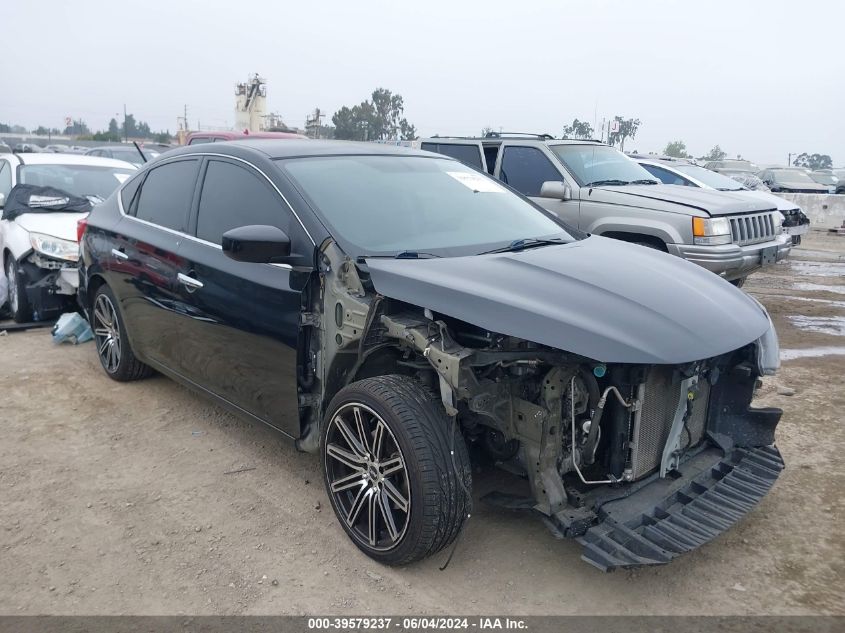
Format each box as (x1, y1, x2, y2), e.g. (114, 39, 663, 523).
(540, 180, 572, 202)
(222, 225, 291, 263)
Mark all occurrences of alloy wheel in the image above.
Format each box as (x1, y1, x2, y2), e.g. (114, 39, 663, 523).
(324, 403, 411, 551)
(93, 293, 121, 373)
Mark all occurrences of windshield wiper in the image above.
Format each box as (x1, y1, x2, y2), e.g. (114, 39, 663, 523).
(716, 187, 742, 192)
(360, 251, 442, 261)
(584, 179, 628, 187)
(627, 179, 660, 185)
(479, 237, 567, 255)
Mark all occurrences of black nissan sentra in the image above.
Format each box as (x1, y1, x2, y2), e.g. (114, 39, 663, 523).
(78, 140, 784, 571)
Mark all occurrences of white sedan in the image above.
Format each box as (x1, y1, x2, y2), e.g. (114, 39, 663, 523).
(0, 153, 136, 322)
(638, 158, 811, 245)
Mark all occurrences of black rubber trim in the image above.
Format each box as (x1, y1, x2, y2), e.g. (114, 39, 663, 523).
(577, 445, 784, 571)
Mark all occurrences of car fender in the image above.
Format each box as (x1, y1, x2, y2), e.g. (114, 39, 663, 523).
(583, 216, 686, 245)
(0, 220, 32, 261)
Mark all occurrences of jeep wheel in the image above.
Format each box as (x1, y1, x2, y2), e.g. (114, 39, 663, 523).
(92, 285, 153, 381)
(321, 375, 471, 565)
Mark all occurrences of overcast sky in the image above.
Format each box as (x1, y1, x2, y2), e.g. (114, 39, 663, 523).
(2, 0, 843, 164)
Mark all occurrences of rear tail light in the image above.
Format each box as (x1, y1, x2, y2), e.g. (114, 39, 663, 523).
(77, 217, 88, 243)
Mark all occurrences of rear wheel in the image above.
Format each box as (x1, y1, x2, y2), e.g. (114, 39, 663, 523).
(92, 285, 153, 381)
(4, 255, 31, 323)
(321, 375, 471, 565)
(730, 277, 747, 289)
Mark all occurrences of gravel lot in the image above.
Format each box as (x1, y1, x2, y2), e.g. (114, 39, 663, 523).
(1, 231, 843, 616)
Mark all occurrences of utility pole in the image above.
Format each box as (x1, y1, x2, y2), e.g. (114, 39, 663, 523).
(123, 103, 128, 142)
(184, 104, 189, 132)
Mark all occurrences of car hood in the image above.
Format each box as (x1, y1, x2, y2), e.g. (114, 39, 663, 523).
(589, 184, 774, 216)
(776, 180, 828, 192)
(736, 189, 800, 212)
(366, 236, 770, 364)
(13, 211, 86, 241)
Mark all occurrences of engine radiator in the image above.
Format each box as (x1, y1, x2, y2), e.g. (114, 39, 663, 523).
(628, 367, 710, 480)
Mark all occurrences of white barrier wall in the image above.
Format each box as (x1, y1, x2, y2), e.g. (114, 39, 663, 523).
(776, 193, 845, 228)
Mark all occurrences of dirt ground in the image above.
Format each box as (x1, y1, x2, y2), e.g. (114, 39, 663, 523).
(1, 231, 843, 616)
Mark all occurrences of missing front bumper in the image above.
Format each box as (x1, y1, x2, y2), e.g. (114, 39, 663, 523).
(577, 444, 784, 571)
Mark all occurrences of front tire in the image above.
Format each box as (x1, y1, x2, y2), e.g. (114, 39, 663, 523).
(92, 285, 153, 381)
(730, 277, 747, 288)
(4, 255, 31, 323)
(321, 375, 471, 565)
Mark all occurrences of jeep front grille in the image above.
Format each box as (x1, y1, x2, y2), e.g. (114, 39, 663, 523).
(728, 212, 778, 246)
(628, 367, 710, 480)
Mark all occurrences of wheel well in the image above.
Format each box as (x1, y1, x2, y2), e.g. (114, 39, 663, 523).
(600, 231, 668, 251)
(86, 274, 107, 308)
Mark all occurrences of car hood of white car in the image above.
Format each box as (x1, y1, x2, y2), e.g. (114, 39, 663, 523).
(737, 189, 801, 212)
(11, 211, 86, 242)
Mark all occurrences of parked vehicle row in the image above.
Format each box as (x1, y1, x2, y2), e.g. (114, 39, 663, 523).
(0, 153, 136, 321)
(422, 135, 792, 286)
(74, 139, 785, 571)
(638, 158, 811, 245)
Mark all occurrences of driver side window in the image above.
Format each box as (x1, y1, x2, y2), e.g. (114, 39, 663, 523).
(500, 146, 562, 197)
(0, 161, 12, 199)
(195, 160, 290, 245)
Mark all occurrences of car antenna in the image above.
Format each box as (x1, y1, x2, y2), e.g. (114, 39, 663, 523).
(132, 141, 148, 164)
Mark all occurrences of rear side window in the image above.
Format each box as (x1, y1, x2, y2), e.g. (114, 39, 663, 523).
(500, 146, 562, 197)
(134, 159, 199, 232)
(421, 142, 484, 171)
(188, 137, 213, 145)
(195, 160, 286, 245)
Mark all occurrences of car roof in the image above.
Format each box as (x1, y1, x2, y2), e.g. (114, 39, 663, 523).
(9, 152, 137, 169)
(187, 131, 307, 140)
(637, 158, 694, 167)
(166, 139, 436, 160)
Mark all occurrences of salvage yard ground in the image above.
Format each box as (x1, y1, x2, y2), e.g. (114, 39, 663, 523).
(1, 231, 843, 615)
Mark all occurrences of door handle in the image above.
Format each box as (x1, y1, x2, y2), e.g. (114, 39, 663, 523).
(177, 272, 204, 291)
(111, 248, 129, 260)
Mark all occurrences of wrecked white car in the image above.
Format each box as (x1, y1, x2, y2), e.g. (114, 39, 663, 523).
(0, 153, 135, 321)
(80, 141, 784, 571)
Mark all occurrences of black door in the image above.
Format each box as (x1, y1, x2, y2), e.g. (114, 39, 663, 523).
(108, 158, 200, 370)
(174, 158, 307, 438)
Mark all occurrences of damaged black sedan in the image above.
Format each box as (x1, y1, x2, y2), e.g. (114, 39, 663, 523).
(78, 140, 784, 571)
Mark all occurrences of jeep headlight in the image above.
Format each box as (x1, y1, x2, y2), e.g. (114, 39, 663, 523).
(29, 232, 79, 262)
(692, 217, 732, 245)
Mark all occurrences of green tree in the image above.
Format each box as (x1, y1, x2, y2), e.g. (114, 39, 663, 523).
(607, 116, 641, 152)
(332, 88, 416, 141)
(63, 119, 90, 136)
(563, 118, 594, 139)
(108, 118, 120, 138)
(663, 140, 688, 158)
(793, 153, 832, 170)
(120, 114, 137, 139)
(703, 145, 727, 161)
(153, 130, 172, 144)
(0, 122, 10, 133)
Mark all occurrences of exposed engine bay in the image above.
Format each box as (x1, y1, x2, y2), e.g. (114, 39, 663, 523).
(296, 240, 785, 570)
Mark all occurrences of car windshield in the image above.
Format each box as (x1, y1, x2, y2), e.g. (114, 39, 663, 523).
(674, 164, 744, 190)
(280, 155, 581, 258)
(772, 169, 815, 184)
(548, 144, 657, 186)
(810, 172, 837, 185)
(19, 164, 135, 200)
